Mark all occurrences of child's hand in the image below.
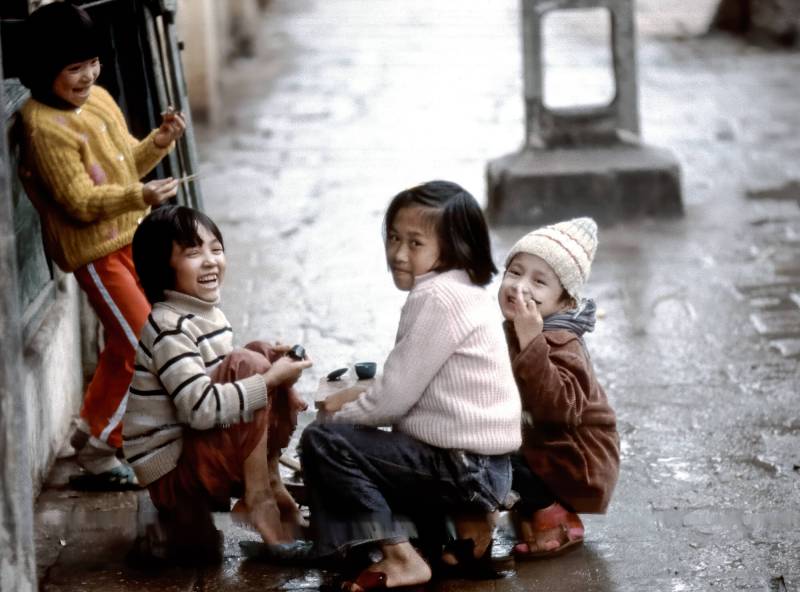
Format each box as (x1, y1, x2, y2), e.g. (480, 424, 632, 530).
(512, 285, 543, 350)
(318, 385, 366, 417)
(270, 343, 292, 357)
(263, 355, 312, 389)
(153, 108, 186, 148)
(142, 178, 179, 205)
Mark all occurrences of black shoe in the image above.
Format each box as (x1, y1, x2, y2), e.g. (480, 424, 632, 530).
(434, 539, 512, 580)
(68, 465, 140, 491)
(239, 539, 329, 567)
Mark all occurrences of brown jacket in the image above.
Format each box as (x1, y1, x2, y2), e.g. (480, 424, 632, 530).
(504, 322, 620, 513)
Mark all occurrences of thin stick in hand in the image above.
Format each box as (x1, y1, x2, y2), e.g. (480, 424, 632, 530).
(175, 173, 200, 185)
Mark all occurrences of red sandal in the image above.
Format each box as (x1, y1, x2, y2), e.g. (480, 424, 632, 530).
(513, 502, 584, 560)
(337, 570, 427, 592)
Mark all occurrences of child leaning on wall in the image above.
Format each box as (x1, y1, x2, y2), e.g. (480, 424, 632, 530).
(16, 2, 185, 489)
(497, 217, 620, 559)
(123, 205, 312, 562)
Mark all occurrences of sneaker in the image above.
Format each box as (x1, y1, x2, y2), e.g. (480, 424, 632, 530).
(69, 463, 140, 491)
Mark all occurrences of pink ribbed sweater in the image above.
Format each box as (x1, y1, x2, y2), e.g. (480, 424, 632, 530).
(334, 269, 522, 456)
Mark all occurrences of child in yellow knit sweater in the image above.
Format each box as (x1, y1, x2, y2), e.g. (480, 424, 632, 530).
(18, 2, 185, 489)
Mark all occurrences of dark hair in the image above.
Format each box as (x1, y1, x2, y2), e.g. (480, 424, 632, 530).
(21, 2, 103, 106)
(383, 180, 497, 286)
(132, 206, 224, 304)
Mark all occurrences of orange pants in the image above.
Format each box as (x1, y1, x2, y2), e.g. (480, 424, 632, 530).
(147, 342, 307, 514)
(73, 244, 150, 450)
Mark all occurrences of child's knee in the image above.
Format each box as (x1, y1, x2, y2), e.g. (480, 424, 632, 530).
(243, 340, 276, 360)
(299, 422, 328, 458)
(211, 348, 270, 382)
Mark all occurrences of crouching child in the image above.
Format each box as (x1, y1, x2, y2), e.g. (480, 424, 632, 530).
(122, 205, 311, 562)
(498, 217, 620, 559)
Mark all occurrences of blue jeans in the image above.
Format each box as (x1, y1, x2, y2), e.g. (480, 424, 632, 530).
(300, 422, 512, 557)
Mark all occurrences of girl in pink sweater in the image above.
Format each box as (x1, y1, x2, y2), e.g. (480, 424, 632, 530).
(302, 181, 521, 590)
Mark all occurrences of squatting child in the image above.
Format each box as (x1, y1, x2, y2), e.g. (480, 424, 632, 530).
(18, 2, 184, 488)
(498, 217, 620, 559)
(302, 180, 522, 591)
(122, 205, 311, 559)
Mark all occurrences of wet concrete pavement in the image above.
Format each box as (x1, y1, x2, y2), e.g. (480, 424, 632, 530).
(34, 1, 800, 590)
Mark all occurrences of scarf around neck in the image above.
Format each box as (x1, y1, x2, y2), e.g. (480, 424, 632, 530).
(542, 298, 597, 337)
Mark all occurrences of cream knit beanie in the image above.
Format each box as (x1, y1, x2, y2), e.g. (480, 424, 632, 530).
(504, 217, 598, 301)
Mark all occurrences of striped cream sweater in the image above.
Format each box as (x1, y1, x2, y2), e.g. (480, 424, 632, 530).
(18, 85, 172, 271)
(122, 291, 267, 486)
(334, 269, 522, 456)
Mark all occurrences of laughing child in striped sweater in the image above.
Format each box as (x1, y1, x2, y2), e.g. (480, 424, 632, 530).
(122, 206, 312, 560)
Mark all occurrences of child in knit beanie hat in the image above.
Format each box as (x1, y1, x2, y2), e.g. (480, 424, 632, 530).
(498, 217, 620, 559)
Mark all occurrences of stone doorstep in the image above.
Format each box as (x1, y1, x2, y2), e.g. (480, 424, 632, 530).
(486, 143, 683, 226)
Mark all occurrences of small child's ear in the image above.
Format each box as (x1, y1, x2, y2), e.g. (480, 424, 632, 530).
(560, 291, 577, 310)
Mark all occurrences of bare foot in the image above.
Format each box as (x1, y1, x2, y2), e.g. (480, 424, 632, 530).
(513, 525, 562, 554)
(251, 498, 288, 544)
(360, 541, 430, 589)
(276, 490, 307, 535)
(268, 454, 307, 536)
(237, 493, 289, 544)
(513, 503, 584, 555)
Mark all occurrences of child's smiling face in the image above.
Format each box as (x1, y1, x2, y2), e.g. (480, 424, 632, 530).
(385, 206, 441, 291)
(52, 57, 100, 107)
(499, 252, 571, 320)
(170, 224, 227, 303)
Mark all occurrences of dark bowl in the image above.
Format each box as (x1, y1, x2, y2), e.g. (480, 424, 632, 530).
(326, 367, 349, 382)
(354, 362, 377, 380)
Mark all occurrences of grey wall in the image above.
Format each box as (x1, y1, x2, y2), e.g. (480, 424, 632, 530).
(0, 45, 36, 592)
(23, 274, 85, 492)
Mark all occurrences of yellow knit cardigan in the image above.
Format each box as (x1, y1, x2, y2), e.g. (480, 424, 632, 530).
(18, 85, 173, 272)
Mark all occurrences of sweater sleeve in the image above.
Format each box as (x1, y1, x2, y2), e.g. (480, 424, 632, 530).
(100, 86, 172, 178)
(511, 332, 591, 426)
(28, 122, 147, 223)
(503, 320, 520, 359)
(129, 129, 173, 178)
(333, 291, 461, 426)
(150, 323, 268, 429)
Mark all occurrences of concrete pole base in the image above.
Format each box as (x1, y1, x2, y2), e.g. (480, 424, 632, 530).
(486, 143, 684, 226)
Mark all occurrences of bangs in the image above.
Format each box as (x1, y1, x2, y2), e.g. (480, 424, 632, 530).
(413, 206, 443, 233)
(390, 205, 442, 235)
(172, 207, 224, 249)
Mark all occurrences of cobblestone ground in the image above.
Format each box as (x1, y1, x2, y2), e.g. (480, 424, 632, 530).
(35, 1, 800, 591)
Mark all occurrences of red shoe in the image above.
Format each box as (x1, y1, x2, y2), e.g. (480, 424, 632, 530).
(513, 502, 584, 560)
